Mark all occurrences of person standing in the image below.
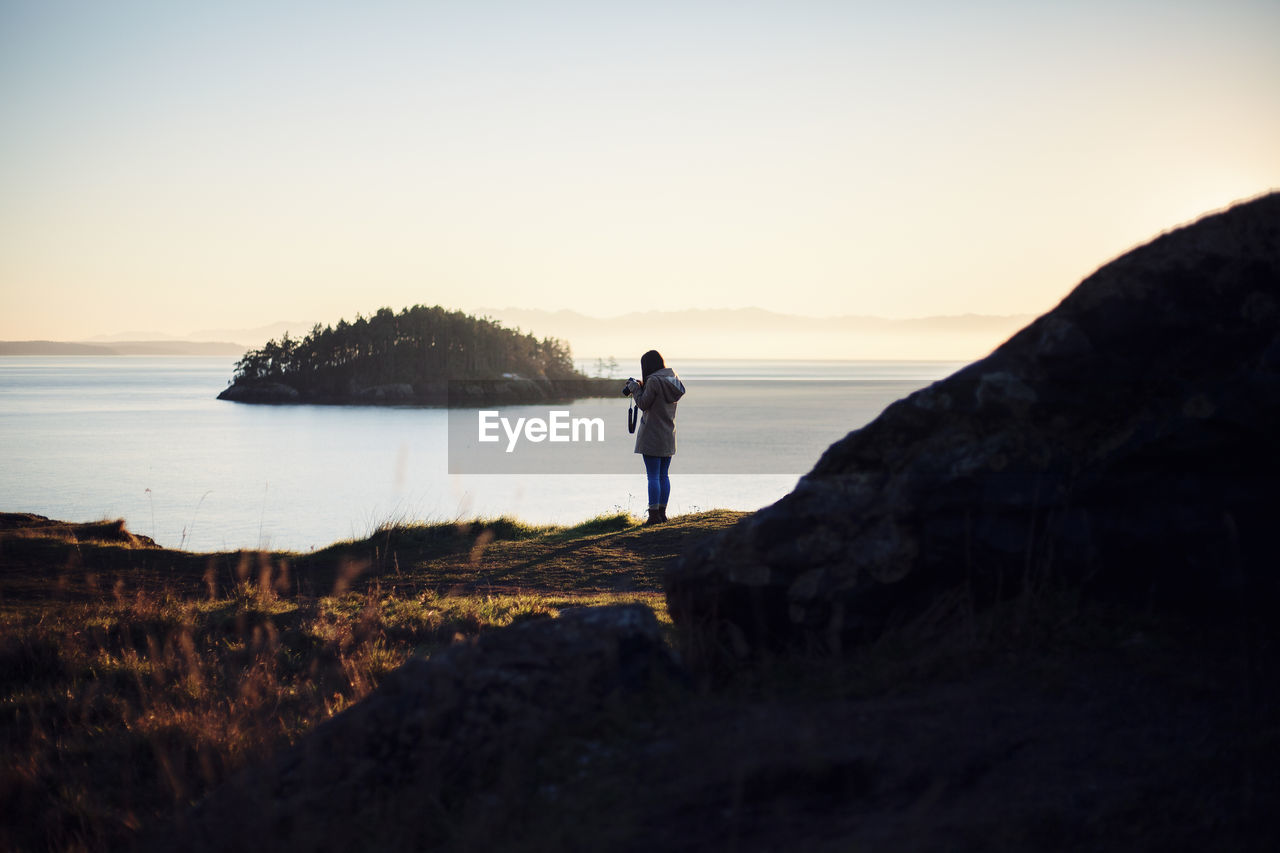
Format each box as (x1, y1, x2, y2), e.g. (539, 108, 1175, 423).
(623, 350, 685, 525)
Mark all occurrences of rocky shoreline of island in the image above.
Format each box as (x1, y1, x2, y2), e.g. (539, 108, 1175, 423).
(217, 375, 619, 406)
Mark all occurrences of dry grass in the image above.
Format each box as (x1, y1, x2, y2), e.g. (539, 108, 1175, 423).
(0, 514, 157, 548)
(5, 510, 1273, 851)
(0, 510, 740, 852)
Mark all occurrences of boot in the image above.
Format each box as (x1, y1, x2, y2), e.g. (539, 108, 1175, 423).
(644, 505, 661, 526)
(657, 504, 668, 523)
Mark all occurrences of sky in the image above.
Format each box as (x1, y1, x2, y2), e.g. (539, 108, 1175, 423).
(1, 0, 1277, 342)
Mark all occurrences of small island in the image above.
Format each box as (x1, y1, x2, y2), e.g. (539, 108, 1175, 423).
(218, 305, 618, 405)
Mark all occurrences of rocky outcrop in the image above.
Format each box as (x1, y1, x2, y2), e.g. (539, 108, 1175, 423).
(352, 382, 416, 402)
(0, 513, 160, 548)
(217, 376, 618, 406)
(444, 376, 615, 404)
(216, 380, 301, 403)
(149, 605, 679, 852)
(666, 193, 1280, 659)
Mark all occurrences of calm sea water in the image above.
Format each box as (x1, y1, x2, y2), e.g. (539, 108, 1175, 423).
(0, 357, 962, 552)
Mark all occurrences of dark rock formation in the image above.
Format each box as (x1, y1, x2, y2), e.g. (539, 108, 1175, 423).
(148, 605, 679, 852)
(217, 380, 301, 403)
(216, 376, 618, 406)
(667, 193, 1280, 659)
(352, 381, 417, 402)
(444, 376, 618, 405)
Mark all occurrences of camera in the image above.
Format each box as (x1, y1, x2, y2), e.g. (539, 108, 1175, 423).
(621, 377, 642, 397)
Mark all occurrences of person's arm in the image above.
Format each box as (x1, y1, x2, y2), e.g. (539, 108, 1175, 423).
(634, 377, 659, 411)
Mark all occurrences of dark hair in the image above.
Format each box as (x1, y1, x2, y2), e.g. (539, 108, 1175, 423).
(640, 350, 665, 381)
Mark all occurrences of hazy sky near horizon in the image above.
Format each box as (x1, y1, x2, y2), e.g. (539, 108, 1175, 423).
(2, 0, 1277, 341)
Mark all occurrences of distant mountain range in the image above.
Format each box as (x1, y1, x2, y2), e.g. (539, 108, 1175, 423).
(476, 307, 1037, 361)
(82, 320, 315, 348)
(0, 340, 247, 356)
(1, 321, 317, 356)
(4, 309, 1037, 361)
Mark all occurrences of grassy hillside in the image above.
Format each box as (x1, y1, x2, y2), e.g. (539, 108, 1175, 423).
(3, 510, 1273, 851)
(0, 510, 744, 852)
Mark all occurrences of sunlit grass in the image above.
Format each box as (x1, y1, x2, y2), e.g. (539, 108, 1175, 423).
(0, 509, 727, 852)
(0, 585, 665, 851)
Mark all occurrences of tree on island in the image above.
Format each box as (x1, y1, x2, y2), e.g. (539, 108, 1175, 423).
(229, 305, 583, 398)
(591, 355, 620, 379)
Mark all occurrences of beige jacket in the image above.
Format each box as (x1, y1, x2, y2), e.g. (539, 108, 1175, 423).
(633, 367, 686, 456)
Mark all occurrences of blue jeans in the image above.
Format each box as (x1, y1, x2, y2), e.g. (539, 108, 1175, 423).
(642, 454, 672, 507)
